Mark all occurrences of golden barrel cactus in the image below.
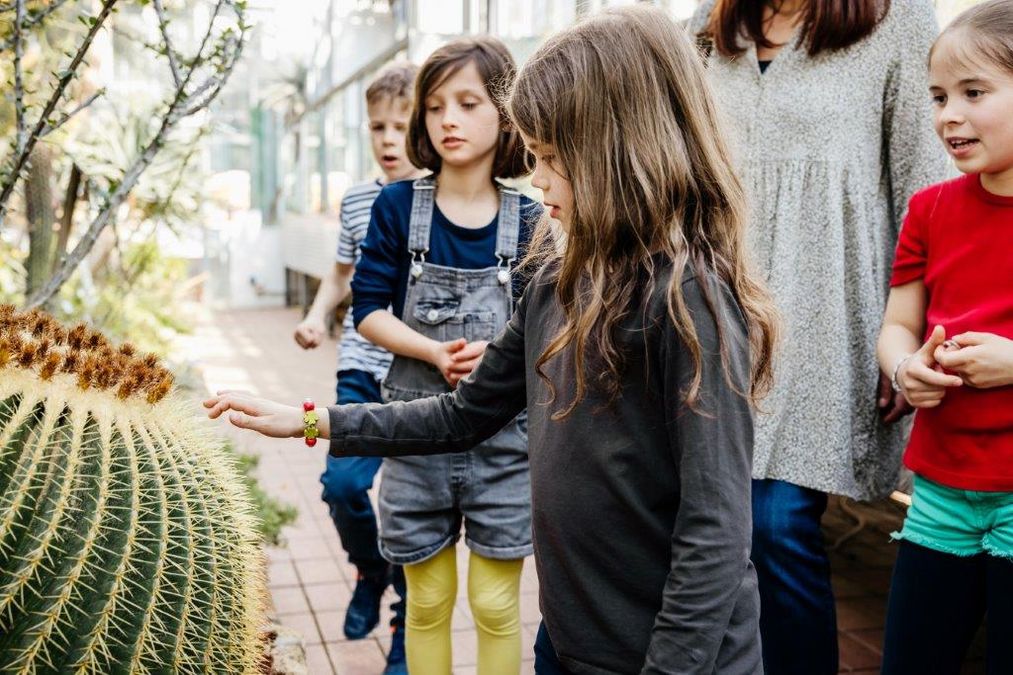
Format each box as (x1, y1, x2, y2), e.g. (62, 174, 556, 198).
(0, 305, 264, 674)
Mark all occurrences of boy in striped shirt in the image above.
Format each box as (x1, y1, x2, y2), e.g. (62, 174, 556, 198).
(293, 63, 421, 675)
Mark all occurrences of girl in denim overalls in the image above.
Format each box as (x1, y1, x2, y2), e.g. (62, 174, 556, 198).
(348, 36, 541, 674)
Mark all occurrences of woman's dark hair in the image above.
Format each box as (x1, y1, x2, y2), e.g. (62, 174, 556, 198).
(704, 0, 891, 58)
(407, 36, 530, 179)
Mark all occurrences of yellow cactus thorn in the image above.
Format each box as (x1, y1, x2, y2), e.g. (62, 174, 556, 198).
(0, 306, 265, 673)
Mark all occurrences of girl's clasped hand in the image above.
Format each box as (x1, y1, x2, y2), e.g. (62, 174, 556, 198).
(933, 332, 1013, 389)
(430, 338, 490, 387)
(897, 326, 1013, 409)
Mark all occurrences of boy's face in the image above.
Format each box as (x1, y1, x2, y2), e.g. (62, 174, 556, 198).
(929, 31, 1013, 191)
(368, 95, 415, 183)
(521, 133, 574, 231)
(423, 61, 501, 171)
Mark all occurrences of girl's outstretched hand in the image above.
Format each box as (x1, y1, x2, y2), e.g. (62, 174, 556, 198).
(897, 325, 963, 408)
(204, 391, 308, 439)
(934, 332, 1013, 389)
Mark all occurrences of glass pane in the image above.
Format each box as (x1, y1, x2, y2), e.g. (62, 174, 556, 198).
(417, 0, 464, 34)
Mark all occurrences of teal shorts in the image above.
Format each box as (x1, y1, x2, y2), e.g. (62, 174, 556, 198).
(894, 475, 1013, 558)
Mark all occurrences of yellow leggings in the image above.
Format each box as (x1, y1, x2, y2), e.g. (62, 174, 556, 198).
(402, 546, 523, 675)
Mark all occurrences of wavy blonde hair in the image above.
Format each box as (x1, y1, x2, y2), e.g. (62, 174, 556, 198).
(508, 5, 779, 419)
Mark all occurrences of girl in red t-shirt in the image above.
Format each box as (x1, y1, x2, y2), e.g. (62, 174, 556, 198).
(877, 1, 1013, 672)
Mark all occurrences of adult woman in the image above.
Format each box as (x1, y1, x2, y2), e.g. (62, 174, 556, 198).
(689, 1, 948, 672)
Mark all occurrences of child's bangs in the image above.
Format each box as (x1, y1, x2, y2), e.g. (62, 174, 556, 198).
(422, 57, 472, 100)
(931, 27, 1013, 77)
(509, 48, 572, 155)
(509, 76, 558, 150)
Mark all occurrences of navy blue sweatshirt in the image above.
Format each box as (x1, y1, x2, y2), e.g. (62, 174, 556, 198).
(351, 179, 541, 327)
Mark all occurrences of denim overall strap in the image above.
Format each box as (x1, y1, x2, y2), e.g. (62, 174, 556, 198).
(407, 177, 436, 273)
(493, 184, 521, 286)
(495, 184, 521, 263)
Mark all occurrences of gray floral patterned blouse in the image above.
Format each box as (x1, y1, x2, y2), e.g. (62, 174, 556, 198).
(690, 0, 950, 500)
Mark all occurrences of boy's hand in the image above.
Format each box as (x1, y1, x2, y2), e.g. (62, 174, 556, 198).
(204, 391, 306, 438)
(934, 332, 1013, 389)
(294, 317, 326, 349)
(447, 340, 489, 387)
(428, 338, 468, 387)
(897, 325, 963, 408)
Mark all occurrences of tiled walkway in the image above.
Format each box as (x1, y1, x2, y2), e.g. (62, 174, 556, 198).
(182, 307, 540, 674)
(182, 307, 984, 675)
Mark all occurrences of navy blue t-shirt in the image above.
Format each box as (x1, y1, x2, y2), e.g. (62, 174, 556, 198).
(352, 179, 542, 327)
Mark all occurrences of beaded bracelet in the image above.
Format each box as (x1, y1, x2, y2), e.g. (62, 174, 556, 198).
(303, 399, 319, 447)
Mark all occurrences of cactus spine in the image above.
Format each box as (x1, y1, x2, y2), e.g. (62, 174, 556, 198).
(0, 306, 264, 674)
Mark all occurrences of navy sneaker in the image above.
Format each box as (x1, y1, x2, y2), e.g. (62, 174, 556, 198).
(343, 572, 386, 639)
(383, 623, 407, 675)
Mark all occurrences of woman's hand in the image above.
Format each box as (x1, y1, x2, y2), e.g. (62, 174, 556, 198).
(934, 332, 1013, 389)
(877, 371, 913, 424)
(897, 325, 963, 408)
(204, 391, 309, 438)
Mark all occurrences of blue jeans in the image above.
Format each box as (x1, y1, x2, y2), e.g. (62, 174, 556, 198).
(320, 369, 386, 576)
(751, 478, 838, 675)
(534, 622, 574, 675)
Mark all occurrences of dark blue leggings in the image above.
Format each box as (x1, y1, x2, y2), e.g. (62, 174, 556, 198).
(882, 541, 1013, 674)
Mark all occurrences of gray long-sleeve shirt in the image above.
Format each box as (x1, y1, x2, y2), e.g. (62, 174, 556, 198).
(328, 261, 761, 674)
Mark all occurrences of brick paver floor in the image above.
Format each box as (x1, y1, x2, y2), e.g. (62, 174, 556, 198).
(181, 307, 985, 674)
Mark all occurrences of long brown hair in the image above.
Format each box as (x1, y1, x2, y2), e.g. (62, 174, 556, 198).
(508, 5, 779, 419)
(706, 0, 890, 58)
(407, 36, 530, 178)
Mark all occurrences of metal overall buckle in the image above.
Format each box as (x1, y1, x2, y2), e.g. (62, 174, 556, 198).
(496, 255, 513, 286)
(410, 249, 428, 280)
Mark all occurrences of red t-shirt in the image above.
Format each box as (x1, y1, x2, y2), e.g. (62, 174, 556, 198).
(891, 174, 1013, 491)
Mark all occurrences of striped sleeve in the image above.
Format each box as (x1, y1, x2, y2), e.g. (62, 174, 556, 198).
(336, 181, 382, 265)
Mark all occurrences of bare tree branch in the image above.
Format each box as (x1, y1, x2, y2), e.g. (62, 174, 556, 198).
(0, 0, 119, 229)
(12, 0, 27, 155)
(152, 0, 182, 88)
(110, 23, 165, 56)
(25, 88, 192, 309)
(39, 89, 105, 138)
(24, 0, 250, 309)
(0, 0, 73, 52)
(189, 0, 225, 69)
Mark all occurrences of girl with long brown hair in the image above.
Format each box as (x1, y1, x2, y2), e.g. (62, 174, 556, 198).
(690, 0, 948, 671)
(207, 6, 777, 672)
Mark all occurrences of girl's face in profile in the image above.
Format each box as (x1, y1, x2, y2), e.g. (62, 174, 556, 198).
(423, 61, 501, 170)
(521, 133, 574, 230)
(929, 30, 1013, 186)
